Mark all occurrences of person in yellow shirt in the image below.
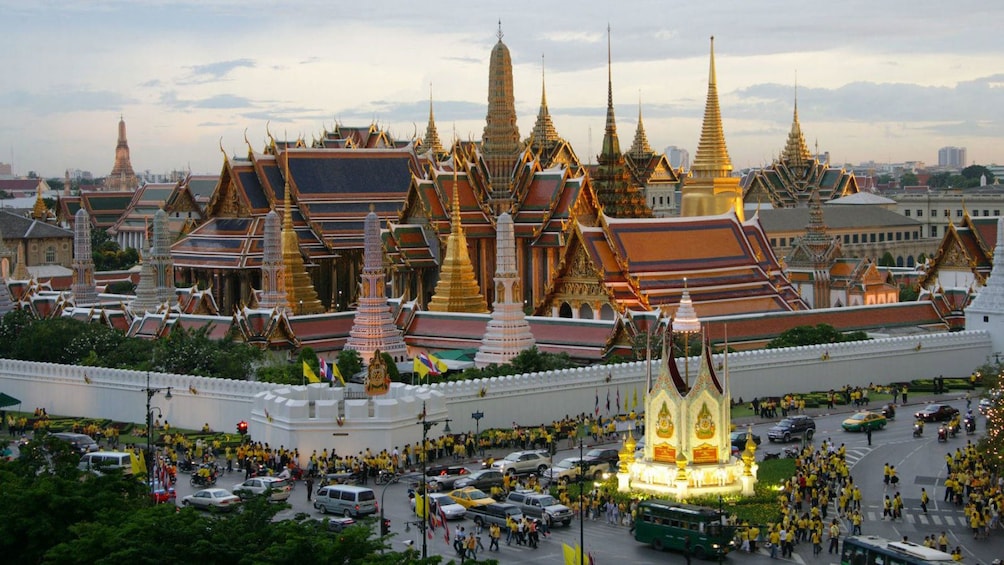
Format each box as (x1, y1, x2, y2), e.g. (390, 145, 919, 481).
(921, 487, 929, 513)
(951, 546, 963, 561)
(768, 528, 780, 559)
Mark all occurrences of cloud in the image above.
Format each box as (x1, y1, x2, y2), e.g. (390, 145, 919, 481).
(160, 91, 256, 110)
(0, 87, 133, 115)
(139, 79, 162, 88)
(182, 58, 256, 84)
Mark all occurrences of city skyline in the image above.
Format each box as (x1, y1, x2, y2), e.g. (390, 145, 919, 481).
(2, 0, 1002, 178)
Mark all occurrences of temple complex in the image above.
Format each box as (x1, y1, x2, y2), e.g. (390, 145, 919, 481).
(427, 161, 488, 314)
(626, 101, 682, 218)
(475, 212, 536, 367)
(344, 208, 408, 364)
(524, 59, 582, 172)
(680, 38, 744, 221)
(105, 116, 139, 191)
(420, 86, 445, 159)
(741, 91, 858, 208)
(71, 209, 98, 305)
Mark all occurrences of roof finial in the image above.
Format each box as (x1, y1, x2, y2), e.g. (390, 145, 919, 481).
(607, 24, 613, 110)
(709, 36, 716, 86)
(497, 19, 503, 41)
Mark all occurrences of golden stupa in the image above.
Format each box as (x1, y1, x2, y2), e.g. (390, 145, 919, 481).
(427, 157, 488, 314)
(680, 36, 744, 221)
(280, 154, 324, 315)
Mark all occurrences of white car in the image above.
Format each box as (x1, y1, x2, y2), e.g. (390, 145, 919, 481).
(410, 492, 467, 520)
(233, 477, 292, 502)
(182, 488, 241, 512)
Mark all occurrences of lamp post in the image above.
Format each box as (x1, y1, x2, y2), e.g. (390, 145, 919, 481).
(718, 494, 725, 565)
(471, 410, 484, 457)
(418, 400, 451, 560)
(576, 422, 588, 565)
(143, 370, 172, 503)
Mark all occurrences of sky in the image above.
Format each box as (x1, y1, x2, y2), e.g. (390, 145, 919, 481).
(2, 0, 1003, 179)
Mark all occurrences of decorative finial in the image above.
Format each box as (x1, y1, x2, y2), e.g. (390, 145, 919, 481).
(497, 19, 503, 41)
(369, 203, 375, 213)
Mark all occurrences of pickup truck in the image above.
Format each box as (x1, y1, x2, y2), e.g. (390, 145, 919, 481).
(541, 456, 609, 485)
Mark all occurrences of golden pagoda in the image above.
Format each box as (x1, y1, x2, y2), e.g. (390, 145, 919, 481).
(280, 154, 324, 315)
(427, 157, 488, 313)
(31, 183, 49, 221)
(681, 37, 743, 221)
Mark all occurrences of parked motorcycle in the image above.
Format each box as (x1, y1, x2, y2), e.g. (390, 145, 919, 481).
(375, 469, 401, 486)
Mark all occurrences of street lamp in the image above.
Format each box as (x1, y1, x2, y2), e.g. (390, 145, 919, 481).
(718, 494, 725, 565)
(471, 410, 484, 457)
(575, 422, 588, 565)
(143, 370, 172, 503)
(418, 400, 451, 560)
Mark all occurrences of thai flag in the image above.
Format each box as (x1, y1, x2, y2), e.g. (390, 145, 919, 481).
(318, 357, 332, 382)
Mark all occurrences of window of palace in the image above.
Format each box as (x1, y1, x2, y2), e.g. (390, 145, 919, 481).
(957, 209, 963, 217)
(905, 209, 911, 217)
(44, 246, 56, 264)
(917, 209, 923, 217)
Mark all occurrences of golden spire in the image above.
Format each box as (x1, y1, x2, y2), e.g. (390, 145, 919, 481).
(530, 54, 559, 146)
(427, 153, 488, 313)
(600, 24, 621, 159)
(482, 21, 521, 210)
(629, 93, 654, 158)
(782, 77, 812, 167)
(31, 182, 48, 220)
(422, 82, 444, 155)
(681, 36, 744, 221)
(280, 151, 324, 315)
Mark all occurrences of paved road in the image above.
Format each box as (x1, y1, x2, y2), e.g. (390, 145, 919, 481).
(19, 388, 992, 564)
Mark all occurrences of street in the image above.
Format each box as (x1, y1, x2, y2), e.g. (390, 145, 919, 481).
(153, 392, 1000, 563)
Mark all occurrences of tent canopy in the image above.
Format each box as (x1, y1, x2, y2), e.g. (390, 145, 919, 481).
(0, 393, 21, 409)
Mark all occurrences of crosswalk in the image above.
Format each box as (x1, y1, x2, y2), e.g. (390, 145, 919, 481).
(861, 509, 963, 527)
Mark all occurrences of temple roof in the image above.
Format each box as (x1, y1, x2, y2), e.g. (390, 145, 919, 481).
(59, 191, 136, 230)
(547, 210, 806, 316)
(172, 144, 421, 269)
(918, 213, 997, 290)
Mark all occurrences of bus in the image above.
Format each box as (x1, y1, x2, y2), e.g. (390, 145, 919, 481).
(841, 535, 954, 565)
(633, 499, 737, 559)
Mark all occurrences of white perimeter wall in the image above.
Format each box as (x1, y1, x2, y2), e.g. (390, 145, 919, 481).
(0, 331, 990, 453)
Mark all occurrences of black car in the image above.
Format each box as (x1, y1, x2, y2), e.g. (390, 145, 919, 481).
(914, 403, 959, 422)
(453, 469, 505, 490)
(730, 430, 762, 451)
(584, 448, 620, 470)
(767, 415, 816, 443)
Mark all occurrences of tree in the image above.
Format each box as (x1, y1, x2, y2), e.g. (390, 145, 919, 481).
(928, 172, 951, 188)
(900, 171, 918, 187)
(899, 284, 919, 302)
(766, 323, 869, 349)
(977, 361, 1004, 472)
(879, 252, 896, 267)
(961, 165, 994, 185)
(337, 349, 363, 381)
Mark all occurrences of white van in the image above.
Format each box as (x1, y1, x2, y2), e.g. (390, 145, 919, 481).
(78, 451, 133, 476)
(313, 485, 377, 517)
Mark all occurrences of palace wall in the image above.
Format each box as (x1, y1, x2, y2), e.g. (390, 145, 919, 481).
(0, 331, 989, 463)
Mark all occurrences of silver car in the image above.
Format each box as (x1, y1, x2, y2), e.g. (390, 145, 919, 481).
(181, 488, 241, 512)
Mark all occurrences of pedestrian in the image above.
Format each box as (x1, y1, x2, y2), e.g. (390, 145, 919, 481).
(901, 385, 908, 405)
(828, 519, 840, 554)
(866, 427, 872, 446)
(684, 535, 692, 565)
(306, 476, 314, 501)
(489, 523, 500, 551)
(920, 488, 928, 513)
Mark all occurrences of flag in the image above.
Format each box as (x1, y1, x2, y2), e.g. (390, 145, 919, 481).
(413, 352, 447, 380)
(303, 361, 321, 384)
(318, 358, 331, 382)
(594, 389, 600, 417)
(415, 493, 427, 519)
(632, 388, 638, 411)
(188, 384, 198, 395)
(130, 449, 145, 477)
(606, 389, 610, 413)
(83, 374, 92, 384)
(563, 543, 583, 565)
(439, 506, 449, 542)
(331, 362, 346, 386)
(616, 388, 621, 413)
(589, 552, 595, 565)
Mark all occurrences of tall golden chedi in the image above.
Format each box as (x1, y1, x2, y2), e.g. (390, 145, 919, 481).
(105, 115, 139, 191)
(280, 154, 324, 315)
(680, 37, 743, 221)
(427, 156, 489, 313)
(592, 26, 652, 218)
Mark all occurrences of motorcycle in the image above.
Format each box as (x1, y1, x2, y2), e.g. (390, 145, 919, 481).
(375, 469, 401, 486)
(964, 416, 976, 435)
(913, 421, 924, 437)
(782, 447, 800, 459)
(190, 472, 217, 487)
(937, 426, 947, 442)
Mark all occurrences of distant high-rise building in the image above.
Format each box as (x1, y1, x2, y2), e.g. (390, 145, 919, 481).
(938, 146, 967, 169)
(665, 146, 690, 170)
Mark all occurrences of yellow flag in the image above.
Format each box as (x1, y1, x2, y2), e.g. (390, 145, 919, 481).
(303, 361, 321, 383)
(563, 543, 582, 565)
(332, 362, 346, 386)
(415, 493, 427, 519)
(632, 388, 638, 410)
(131, 449, 145, 477)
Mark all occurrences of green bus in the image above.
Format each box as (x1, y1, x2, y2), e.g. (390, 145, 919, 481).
(633, 499, 737, 559)
(841, 535, 954, 565)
